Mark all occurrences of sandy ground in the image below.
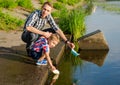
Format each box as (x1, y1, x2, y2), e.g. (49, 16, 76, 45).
(0, 31, 25, 48)
(0, 0, 40, 48)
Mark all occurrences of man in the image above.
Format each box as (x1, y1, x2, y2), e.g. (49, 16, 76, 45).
(21, 1, 75, 56)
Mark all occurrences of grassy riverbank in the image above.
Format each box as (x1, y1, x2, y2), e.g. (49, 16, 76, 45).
(94, 1, 120, 14)
(0, 0, 95, 42)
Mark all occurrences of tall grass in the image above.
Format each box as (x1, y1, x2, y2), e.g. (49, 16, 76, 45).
(58, 8, 70, 33)
(53, 2, 65, 10)
(39, 0, 45, 4)
(0, 0, 17, 9)
(39, 0, 52, 4)
(67, 0, 80, 5)
(52, 10, 60, 18)
(69, 9, 86, 41)
(0, 0, 34, 10)
(58, 8, 86, 65)
(59, 8, 86, 41)
(0, 11, 24, 31)
(57, 0, 80, 5)
(16, 0, 33, 10)
(57, 0, 67, 4)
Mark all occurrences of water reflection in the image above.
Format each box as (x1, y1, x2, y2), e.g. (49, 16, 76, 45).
(50, 74, 59, 85)
(79, 50, 109, 66)
(45, 74, 59, 85)
(72, 79, 80, 85)
(53, 1, 120, 85)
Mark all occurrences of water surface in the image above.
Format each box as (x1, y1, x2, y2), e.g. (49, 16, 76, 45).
(54, 1, 120, 85)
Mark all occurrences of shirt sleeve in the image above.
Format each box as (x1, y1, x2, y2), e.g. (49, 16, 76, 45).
(42, 45, 49, 53)
(47, 14, 59, 31)
(25, 10, 39, 27)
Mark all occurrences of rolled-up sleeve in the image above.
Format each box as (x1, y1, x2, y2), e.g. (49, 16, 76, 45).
(47, 14, 59, 31)
(25, 11, 38, 27)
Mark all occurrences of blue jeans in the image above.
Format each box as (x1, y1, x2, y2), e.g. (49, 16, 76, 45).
(25, 28, 56, 56)
(30, 50, 43, 60)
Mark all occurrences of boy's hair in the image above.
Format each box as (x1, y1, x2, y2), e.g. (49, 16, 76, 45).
(42, 1, 53, 8)
(49, 34, 60, 43)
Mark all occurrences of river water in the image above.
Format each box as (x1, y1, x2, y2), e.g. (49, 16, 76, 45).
(53, 1, 120, 85)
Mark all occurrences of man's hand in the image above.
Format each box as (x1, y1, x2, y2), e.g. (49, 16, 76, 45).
(43, 32, 52, 38)
(67, 41, 75, 49)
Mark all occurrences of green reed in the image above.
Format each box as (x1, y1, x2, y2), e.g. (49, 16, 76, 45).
(53, 2, 65, 10)
(58, 7, 86, 64)
(59, 8, 86, 41)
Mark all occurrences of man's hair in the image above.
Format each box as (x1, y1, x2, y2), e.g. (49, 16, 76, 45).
(42, 1, 53, 8)
(49, 34, 60, 43)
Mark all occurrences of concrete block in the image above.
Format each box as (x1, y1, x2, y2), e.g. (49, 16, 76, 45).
(78, 30, 109, 50)
(0, 41, 65, 85)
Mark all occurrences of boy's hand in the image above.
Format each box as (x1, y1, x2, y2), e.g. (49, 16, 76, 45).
(51, 66, 56, 71)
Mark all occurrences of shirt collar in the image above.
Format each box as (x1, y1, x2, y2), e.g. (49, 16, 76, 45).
(39, 10, 42, 18)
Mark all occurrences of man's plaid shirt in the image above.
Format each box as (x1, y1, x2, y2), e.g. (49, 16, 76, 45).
(24, 10, 59, 31)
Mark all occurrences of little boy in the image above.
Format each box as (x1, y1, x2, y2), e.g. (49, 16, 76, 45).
(30, 33, 60, 71)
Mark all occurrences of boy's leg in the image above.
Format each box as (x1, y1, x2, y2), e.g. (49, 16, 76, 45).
(30, 50, 42, 60)
(37, 54, 46, 61)
(30, 50, 47, 65)
(36, 54, 48, 65)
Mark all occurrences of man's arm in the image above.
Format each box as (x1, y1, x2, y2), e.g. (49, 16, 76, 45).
(56, 29, 67, 42)
(26, 26, 52, 38)
(56, 29, 75, 49)
(47, 14, 67, 41)
(47, 14, 75, 48)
